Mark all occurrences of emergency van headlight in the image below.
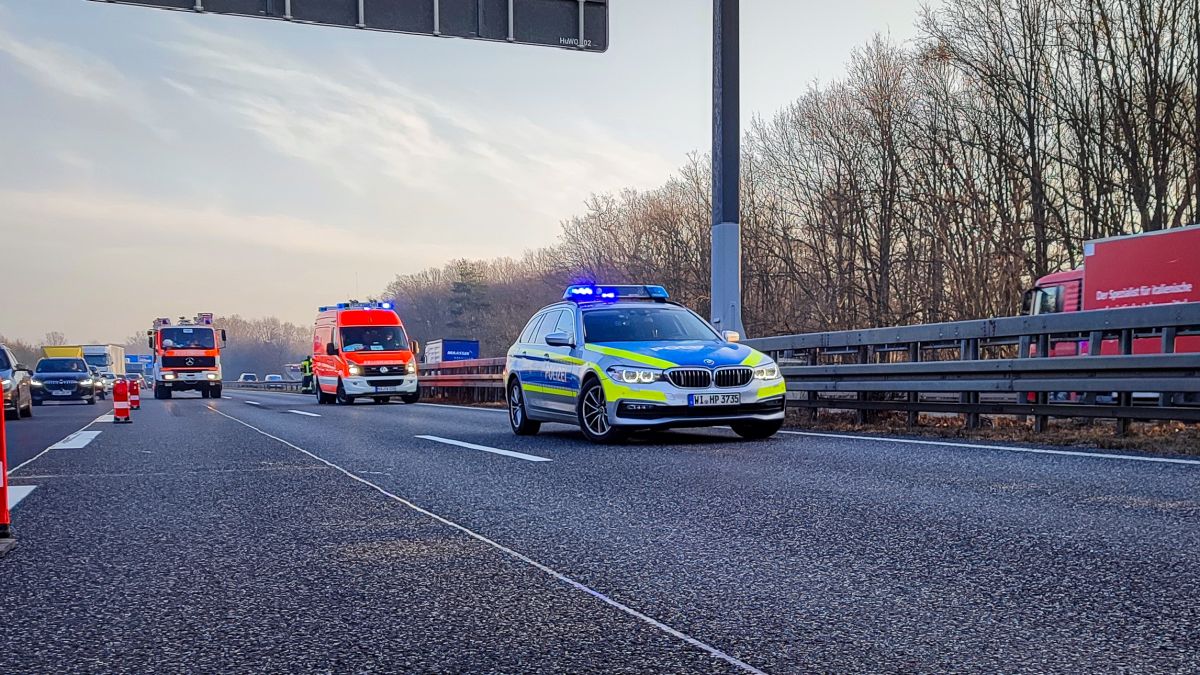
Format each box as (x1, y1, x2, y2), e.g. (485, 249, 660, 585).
(753, 363, 780, 380)
(607, 366, 663, 384)
(348, 364, 362, 376)
(406, 361, 417, 375)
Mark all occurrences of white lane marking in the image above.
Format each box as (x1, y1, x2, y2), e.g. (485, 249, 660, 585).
(49, 431, 103, 450)
(95, 414, 115, 423)
(415, 435, 551, 463)
(222, 396, 232, 400)
(7, 485, 36, 509)
(781, 431, 1200, 467)
(415, 402, 506, 414)
(287, 410, 321, 418)
(244, 401, 262, 407)
(8, 417, 103, 476)
(205, 406, 762, 674)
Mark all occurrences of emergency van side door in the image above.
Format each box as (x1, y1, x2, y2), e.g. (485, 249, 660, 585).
(313, 320, 335, 393)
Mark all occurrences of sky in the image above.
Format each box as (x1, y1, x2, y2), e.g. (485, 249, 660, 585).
(0, 0, 921, 344)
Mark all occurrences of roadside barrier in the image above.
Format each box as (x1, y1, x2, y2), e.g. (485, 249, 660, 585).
(1, 402, 15, 554)
(129, 378, 141, 411)
(113, 378, 132, 424)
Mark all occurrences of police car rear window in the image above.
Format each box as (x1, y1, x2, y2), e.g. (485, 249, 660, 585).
(583, 307, 718, 343)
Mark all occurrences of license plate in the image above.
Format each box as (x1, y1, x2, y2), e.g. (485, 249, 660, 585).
(52, 390, 73, 396)
(375, 386, 402, 393)
(689, 393, 741, 407)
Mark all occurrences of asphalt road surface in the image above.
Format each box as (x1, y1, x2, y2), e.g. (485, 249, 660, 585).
(2, 390, 1198, 673)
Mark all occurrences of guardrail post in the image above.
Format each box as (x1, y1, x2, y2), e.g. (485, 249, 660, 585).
(960, 338, 981, 430)
(855, 345, 870, 425)
(906, 342, 920, 427)
(1033, 334, 1050, 433)
(1160, 327, 1177, 407)
(1115, 328, 1134, 435)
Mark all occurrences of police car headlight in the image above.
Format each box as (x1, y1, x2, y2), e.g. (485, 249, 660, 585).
(607, 366, 663, 384)
(753, 363, 780, 380)
(348, 364, 362, 376)
(406, 361, 417, 375)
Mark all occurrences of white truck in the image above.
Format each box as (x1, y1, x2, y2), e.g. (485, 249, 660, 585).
(82, 345, 126, 376)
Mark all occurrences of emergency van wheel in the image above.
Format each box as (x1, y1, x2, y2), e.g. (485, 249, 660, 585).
(508, 380, 540, 436)
(577, 380, 623, 443)
(315, 382, 334, 405)
(335, 380, 355, 406)
(731, 419, 784, 440)
(400, 391, 420, 405)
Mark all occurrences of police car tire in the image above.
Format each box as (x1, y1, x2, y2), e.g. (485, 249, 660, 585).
(576, 379, 624, 444)
(508, 381, 540, 436)
(731, 419, 784, 440)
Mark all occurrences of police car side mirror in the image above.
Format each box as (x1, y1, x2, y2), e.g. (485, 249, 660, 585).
(326, 343, 338, 356)
(723, 331, 741, 343)
(545, 332, 574, 348)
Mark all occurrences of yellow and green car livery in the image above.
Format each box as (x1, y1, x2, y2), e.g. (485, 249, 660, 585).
(504, 285, 786, 443)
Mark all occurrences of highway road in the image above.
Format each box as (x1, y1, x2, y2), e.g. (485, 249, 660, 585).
(2, 392, 1198, 672)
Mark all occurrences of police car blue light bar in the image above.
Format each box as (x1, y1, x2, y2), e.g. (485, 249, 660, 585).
(563, 285, 670, 302)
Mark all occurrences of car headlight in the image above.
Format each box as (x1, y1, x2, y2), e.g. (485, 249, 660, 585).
(348, 364, 362, 376)
(606, 366, 663, 384)
(753, 363, 780, 380)
(1, 378, 11, 391)
(31, 378, 43, 387)
(81, 378, 94, 386)
(406, 361, 417, 375)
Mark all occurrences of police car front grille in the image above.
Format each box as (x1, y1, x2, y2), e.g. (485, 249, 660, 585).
(715, 367, 754, 388)
(667, 368, 712, 388)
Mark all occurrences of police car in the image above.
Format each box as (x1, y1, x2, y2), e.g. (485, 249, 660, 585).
(505, 285, 786, 443)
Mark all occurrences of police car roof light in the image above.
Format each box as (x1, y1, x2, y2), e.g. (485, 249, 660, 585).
(563, 285, 670, 302)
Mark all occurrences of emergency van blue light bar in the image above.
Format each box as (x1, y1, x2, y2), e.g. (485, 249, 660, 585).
(563, 285, 670, 302)
(318, 301, 395, 312)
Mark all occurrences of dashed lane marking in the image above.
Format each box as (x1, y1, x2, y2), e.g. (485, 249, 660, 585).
(205, 405, 764, 675)
(8, 417, 104, 475)
(415, 435, 551, 463)
(95, 414, 115, 423)
(780, 431, 1200, 466)
(6, 485, 36, 510)
(244, 401, 262, 407)
(287, 410, 321, 418)
(49, 431, 102, 450)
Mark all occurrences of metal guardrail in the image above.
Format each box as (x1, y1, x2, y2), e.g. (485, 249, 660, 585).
(745, 303, 1200, 433)
(225, 380, 304, 392)
(223, 359, 508, 403)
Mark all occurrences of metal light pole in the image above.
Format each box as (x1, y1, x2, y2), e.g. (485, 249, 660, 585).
(711, 0, 745, 337)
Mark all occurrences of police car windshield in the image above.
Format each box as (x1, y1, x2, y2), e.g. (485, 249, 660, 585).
(37, 359, 88, 373)
(583, 306, 718, 343)
(341, 327, 408, 353)
(160, 328, 215, 349)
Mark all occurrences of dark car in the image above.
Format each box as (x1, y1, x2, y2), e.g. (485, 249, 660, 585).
(1, 344, 34, 419)
(32, 357, 100, 405)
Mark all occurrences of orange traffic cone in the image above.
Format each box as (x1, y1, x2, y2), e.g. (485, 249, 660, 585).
(129, 378, 141, 411)
(113, 378, 132, 424)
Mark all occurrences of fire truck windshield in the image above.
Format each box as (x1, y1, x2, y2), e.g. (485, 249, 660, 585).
(340, 327, 408, 353)
(160, 327, 216, 349)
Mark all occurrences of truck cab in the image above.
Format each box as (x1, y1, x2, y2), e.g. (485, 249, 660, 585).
(149, 314, 227, 399)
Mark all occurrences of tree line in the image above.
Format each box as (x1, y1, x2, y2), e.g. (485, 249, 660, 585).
(386, 0, 1200, 357)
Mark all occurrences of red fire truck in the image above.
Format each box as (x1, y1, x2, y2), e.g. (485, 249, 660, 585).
(1024, 225, 1200, 355)
(148, 314, 227, 399)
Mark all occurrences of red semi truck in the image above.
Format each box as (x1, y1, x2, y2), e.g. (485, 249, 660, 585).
(1024, 225, 1200, 355)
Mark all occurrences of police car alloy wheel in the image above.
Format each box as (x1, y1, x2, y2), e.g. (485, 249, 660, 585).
(577, 379, 624, 443)
(508, 381, 540, 436)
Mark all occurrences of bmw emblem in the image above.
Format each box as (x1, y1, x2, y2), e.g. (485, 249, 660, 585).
(380, 366, 389, 374)
(704, 359, 716, 366)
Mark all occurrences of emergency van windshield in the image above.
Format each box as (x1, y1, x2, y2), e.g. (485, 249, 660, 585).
(160, 328, 216, 349)
(583, 306, 719, 343)
(340, 327, 409, 353)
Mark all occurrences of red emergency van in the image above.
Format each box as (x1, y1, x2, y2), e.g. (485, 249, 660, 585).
(312, 302, 420, 405)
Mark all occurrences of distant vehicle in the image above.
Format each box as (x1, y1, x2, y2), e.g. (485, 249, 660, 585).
(149, 314, 226, 399)
(82, 344, 126, 377)
(89, 366, 108, 400)
(32, 357, 99, 406)
(313, 301, 420, 405)
(1, 344, 34, 419)
(100, 372, 117, 394)
(423, 338, 480, 364)
(264, 374, 284, 389)
(1024, 225, 1200, 355)
(506, 285, 786, 443)
(237, 373, 258, 383)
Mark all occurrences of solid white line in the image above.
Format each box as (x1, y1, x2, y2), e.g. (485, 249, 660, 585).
(244, 401, 262, 407)
(415, 435, 551, 463)
(6, 485, 36, 510)
(287, 410, 321, 418)
(205, 405, 762, 674)
(780, 430, 1200, 466)
(415, 402, 506, 414)
(49, 430, 103, 450)
(8, 417, 102, 475)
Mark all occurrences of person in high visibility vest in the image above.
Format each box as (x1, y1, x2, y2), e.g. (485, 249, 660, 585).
(300, 356, 314, 394)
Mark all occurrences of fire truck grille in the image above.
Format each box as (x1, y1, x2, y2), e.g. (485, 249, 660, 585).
(162, 356, 216, 368)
